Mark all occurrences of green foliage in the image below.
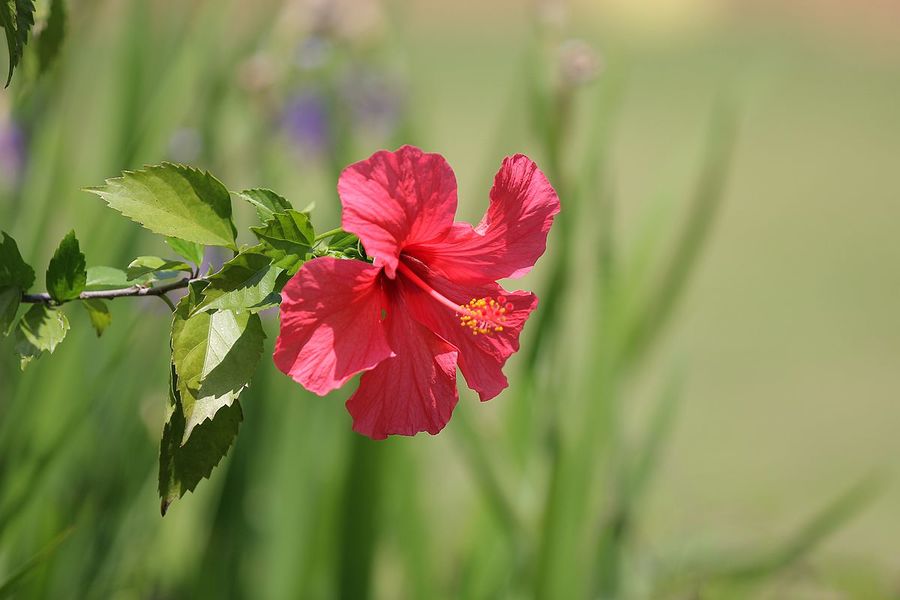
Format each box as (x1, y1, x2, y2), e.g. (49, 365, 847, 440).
(0, 230, 34, 334)
(165, 237, 204, 266)
(171, 299, 264, 442)
(158, 367, 243, 516)
(126, 256, 192, 280)
(190, 247, 285, 314)
(85, 163, 237, 249)
(235, 188, 293, 222)
(14, 303, 68, 369)
(45, 230, 86, 302)
(81, 298, 111, 337)
(35, 0, 64, 74)
(251, 209, 314, 274)
(0, 0, 35, 85)
(84, 266, 135, 290)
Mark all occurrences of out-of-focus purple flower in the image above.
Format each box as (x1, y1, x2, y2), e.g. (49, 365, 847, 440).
(0, 119, 26, 189)
(282, 89, 331, 157)
(338, 67, 405, 138)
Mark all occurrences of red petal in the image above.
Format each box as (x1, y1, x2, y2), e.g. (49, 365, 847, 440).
(339, 145, 458, 279)
(274, 257, 393, 396)
(346, 291, 459, 439)
(407, 154, 560, 284)
(399, 261, 537, 402)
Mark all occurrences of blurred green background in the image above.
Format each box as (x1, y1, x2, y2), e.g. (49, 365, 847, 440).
(1, 0, 898, 597)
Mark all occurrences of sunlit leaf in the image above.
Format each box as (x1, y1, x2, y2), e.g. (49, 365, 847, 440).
(171, 297, 264, 442)
(85, 163, 237, 249)
(235, 188, 292, 222)
(251, 209, 314, 274)
(14, 304, 68, 369)
(165, 237, 204, 266)
(191, 247, 284, 314)
(126, 256, 192, 280)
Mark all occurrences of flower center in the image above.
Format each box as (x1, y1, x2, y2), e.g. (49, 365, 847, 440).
(396, 260, 511, 336)
(458, 296, 511, 335)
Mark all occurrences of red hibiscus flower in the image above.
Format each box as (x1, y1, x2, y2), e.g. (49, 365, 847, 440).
(274, 145, 560, 439)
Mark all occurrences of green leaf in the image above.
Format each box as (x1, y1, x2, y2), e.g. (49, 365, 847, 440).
(171, 299, 264, 442)
(0, 230, 33, 334)
(0, 0, 35, 86)
(14, 304, 68, 369)
(81, 298, 110, 337)
(165, 237, 204, 266)
(0, 286, 18, 335)
(84, 266, 129, 290)
(250, 209, 314, 274)
(45, 230, 86, 303)
(158, 366, 242, 515)
(126, 256, 192, 280)
(85, 163, 237, 249)
(35, 0, 64, 74)
(191, 247, 284, 314)
(0, 230, 35, 289)
(235, 188, 292, 222)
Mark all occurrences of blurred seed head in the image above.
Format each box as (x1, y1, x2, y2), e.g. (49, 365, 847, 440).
(237, 52, 280, 95)
(286, 0, 384, 43)
(558, 39, 603, 88)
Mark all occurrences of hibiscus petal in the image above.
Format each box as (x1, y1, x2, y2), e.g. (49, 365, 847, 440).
(346, 293, 459, 440)
(274, 257, 393, 396)
(408, 154, 560, 284)
(399, 261, 537, 402)
(338, 145, 458, 279)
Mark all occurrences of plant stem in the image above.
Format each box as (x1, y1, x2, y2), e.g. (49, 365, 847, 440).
(20, 278, 192, 304)
(313, 227, 344, 243)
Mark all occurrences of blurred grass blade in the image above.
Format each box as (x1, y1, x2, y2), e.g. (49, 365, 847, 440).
(593, 371, 683, 597)
(0, 526, 73, 598)
(721, 475, 883, 581)
(621, 101, 737, 368)
(625, 371, 683, 502)
(452, 408, 521, 544)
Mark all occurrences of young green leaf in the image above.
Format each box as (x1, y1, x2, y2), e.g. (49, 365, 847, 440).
(165, 237, 204, 266)
(81, 298, 111, 337)
(35, 0, 64, 74)
(45, 230, 86, 302)
(126, 256, 192, 280)
(191, 248, 284, 314)
(235, 188, 293, 222)
(84, 266, 129, 290)
(250, 209, 314, 274)
(14, 304, 69, 369)
(158, 366, 242, 515)
(171, 300, 264, 442)
(0, 0, 35, 86)
(85, 163, 237, 249)
(0, 230, 34, 334)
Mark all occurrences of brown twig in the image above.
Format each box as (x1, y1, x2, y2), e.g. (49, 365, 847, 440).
(20, 278, 192, 304)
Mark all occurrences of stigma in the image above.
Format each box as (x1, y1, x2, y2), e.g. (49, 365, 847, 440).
(458, 296, 512, 336)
